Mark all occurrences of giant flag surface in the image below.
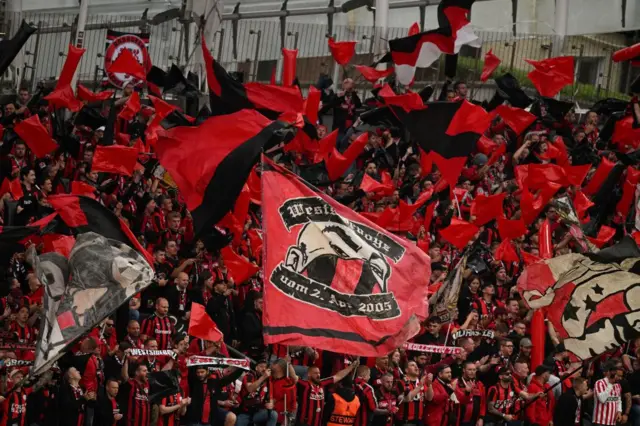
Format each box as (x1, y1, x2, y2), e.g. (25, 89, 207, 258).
(29, 232, 153, 375)
(518, 237, 640, 360)
(261, 158, 430, 356)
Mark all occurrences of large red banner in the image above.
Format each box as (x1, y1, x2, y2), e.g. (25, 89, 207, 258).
(261, 159, 430, 356)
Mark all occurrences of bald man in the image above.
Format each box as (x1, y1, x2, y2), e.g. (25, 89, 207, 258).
(167, 272, 192, 320)
(141, 298, 175, 349)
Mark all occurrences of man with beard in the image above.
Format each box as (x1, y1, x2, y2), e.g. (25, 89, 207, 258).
(120, 354, 151, 426)
(141, 298, 174, 350)
(293, 361, 359, 426)
(486, 367, 525, 426)
(16, 168, 39, 225)
(457, 361, 486, 426)
(395, 361, 428, 425)
(184, 365, 243, 426)
(424, 364, 472, 426)
(373, 374, 399, 426)
(236, 360, 276, 426)
(593, 360, 623, 426)
(125, 321, 144, 349)
(525, 365, 555, 426)
(94, 379, 122, 426)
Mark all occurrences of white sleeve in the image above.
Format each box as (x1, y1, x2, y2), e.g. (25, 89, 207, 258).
(595, 380, 612, 404)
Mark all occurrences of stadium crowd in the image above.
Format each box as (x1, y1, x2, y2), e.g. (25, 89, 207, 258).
(0, 74, 637, 426)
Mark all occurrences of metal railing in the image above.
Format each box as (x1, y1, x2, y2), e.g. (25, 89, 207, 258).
(1, 11, 638, 104)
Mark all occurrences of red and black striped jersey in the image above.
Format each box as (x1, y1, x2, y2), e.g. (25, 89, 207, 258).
(0, 387, 31, 426)
(9, 322, 35, 344)
(296, 377, 335, 426)
(141, 314, 174, 350)
(374, 388, 399, 426)
(158, 393, 182, 426)
(122, 379, 151, 426)
(238, 372, 269, 413)
(457, 379, 486, 424)
(273, 345, 315, 366)
(395, 377, 424, 422)
(486, 382, 522, 422)
(354, 378, 377, 426)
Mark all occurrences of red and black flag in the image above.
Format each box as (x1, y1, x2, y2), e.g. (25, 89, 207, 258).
(0, 21, 37, 77)
(47, 194, 154, 266)
(392, 100, 490, 159)
(156, 109, 285, 237)
(517, 236, 640, 360)
(261, 158, 430, 356)
(202, 34, 303, 118)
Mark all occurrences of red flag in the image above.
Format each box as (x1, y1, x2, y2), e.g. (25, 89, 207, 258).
(355, 65, 394, 83)
(270, 66, 277, 85)
(470, 193, 506, 226)
(487, 143, 506, 166)
(148, 95, 177, 128)
(360, 173, 395, 196)
(305, 86, 322, 124)
(430, 152, 466, 188)
(526, 56, 574, 98)
(498, 217, 527, 240)
(325, 132, 369, 181)
(583, 157, 616, 195)
(281, 48, 298, 87)
(44, 85, 83, 112)
(221, 246, 259, 284)
(549, 136, 570, 166)
(9, 179, 23, 200)
(419, 148, 432, 178)
(107, 48, 147, 81)
(564, 164, 590, 187)
(477, 135, 498, 155)
(616, 167, 640, 219)
(573, 190, 594, 220)
(440, 218, 479, 250)
(494, 105, 536, 135)
(539, 219, 553, 259)
(526, 164, 569, 189)
(408, 22, 420, 36)
(530, 310, 545, 371)
(423, 202, 437, 232)
(188, 303, 223, 342)
(42, 234, 75, 258)
(522, 251, 542, 266)
(495, 239, 519, 263)
(446, 100, 491, 136)
(262, 158, 429, 356)
(118, 91, 141, 121)
(13, 114, 58, 158)
(587, 225, 616, 248)
(480, 49, 501, 82)
(379, 85, 425, 112)
(77, 85, 114, 102)
(57, 44, 86, 88)
(91, 145, 138, 176)
(613, 43, 640, 62)
(313, 129, 339, 163)
(71, 181, 97, 198)
(328, 38, 357, 66)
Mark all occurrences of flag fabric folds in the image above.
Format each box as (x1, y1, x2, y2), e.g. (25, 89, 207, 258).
(77, 85, 114, 102)
(355, 65, 395, 83)
(282, 49, 298, 87)
(14, 115, 58, 158)
(57, 44, 86, 88)
(393, 101, 485, 158)
(517, 237, 640, 360)
(29, 232, 153, 375)
(91, 146, 139, 176)
(156, 109, 285, 237)
(188, 303, 223, 342)
(0, 21, 37, 77)
(261, 159, 430, 356)
(480, 49, 501, 81)
(526, 56, 575, 98)
(328, 38, 357, 66)
(389, 29, 455, 86)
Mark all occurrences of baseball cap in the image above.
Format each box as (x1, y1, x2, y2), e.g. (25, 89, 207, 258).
(96, 126, 105, 132)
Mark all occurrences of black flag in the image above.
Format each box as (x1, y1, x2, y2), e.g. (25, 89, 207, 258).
(0, 21, 37, 77)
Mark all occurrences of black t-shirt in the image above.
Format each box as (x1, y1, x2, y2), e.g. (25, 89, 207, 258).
(17, 184, 39, 225)
(628, 370, 640, 396)
(620, 378, 632, 413)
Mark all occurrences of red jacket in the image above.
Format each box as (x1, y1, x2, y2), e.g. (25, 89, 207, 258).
(79, 354, 100, 393)
(525, 376, 555, 426)
(424, 379, 469, 426)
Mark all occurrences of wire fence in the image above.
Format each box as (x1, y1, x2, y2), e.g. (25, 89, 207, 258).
(1, 11, 638, 104)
